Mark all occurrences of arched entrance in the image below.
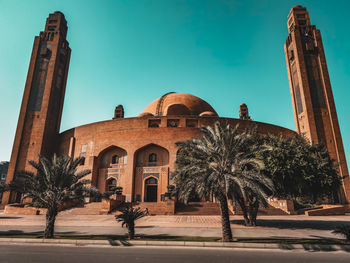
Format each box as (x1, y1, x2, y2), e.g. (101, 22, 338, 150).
(95, 145, 127, 194)
(134, 144, 169, 202)
(144, 177, 158, 202)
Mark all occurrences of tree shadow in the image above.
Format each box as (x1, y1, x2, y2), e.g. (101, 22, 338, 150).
(0, 216, 22, 219)
(231, 219, 350, 230)
(278, 243, 350, 253)
(0, 229, 77, 237)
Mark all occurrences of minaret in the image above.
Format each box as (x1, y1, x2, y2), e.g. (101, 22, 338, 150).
(1, 12, 71, 205)
(284, 6, 350, 203)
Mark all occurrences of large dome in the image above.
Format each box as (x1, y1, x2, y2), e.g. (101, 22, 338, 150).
(139, 92, 218, 117)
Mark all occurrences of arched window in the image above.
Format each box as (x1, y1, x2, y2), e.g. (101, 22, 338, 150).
(149, 153, 157, 163)
(112, 155, 119, 164)
(145, 177, 158, 185)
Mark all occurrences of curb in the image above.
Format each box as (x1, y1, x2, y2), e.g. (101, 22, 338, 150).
(0, 238, 349, 251)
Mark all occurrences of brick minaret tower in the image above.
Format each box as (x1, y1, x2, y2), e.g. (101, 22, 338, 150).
(284, 6, 350, 203)
(1, 12, 71, 205)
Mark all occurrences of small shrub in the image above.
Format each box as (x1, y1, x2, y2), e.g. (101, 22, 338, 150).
(115, 206, 148, 239)
(332, 225, 350, 241)
(115, 186, 123, 195)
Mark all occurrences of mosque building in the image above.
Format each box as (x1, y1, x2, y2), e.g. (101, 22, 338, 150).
(2, 6, 349, 214)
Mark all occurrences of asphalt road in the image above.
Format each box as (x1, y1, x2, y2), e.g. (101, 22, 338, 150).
(0, 245, 349, 263)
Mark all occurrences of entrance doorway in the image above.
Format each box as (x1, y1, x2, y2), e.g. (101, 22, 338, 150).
(145, 177, 158, 202)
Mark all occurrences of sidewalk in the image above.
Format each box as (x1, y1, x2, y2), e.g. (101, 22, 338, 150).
(1, 214, 349, 239)
(0, 237, 350, 252)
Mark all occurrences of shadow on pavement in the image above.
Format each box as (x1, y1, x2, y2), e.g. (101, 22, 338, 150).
(0, 230, 77, 236)
(120, 240, 132, 246)
(277, 242, 350, 253)
(108, 239, 120, 246)
(231, 219, 350, 230)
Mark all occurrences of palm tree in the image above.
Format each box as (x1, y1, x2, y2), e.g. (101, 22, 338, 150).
(228, 128, 274, 226)
(173, 122, 270, 241)
(10, 154, 98, 238)
(115, 206, 148, 239)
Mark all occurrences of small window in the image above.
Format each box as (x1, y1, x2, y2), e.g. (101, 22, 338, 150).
(167, 119, 179, 128)
(79, 150, 86, 166)
(148, 119, 161, 128)
(79, 157, 85, 166)
(48, 26, 56, 31)
(298, 20, 306, 26)
(81, 144, 87, 153)
(289, 23, 294, 31)
(149, 153, 157, 163)
(49, 20, 57, 24)
(296, 14, 305, 18)
(186, 119, 198, 128)
(112, 155, 119, 164)
(289, 50, 294, 61)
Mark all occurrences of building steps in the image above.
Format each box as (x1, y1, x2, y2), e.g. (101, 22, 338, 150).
(59, 202, 103, 215)
(175, 202, 229, 215)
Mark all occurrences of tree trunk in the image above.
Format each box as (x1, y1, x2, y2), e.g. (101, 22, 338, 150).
(217, 193, 233, 242)
(127, 223, 135, 240)
(247, 200, 259, 226)
(44, 206, 58, 238)
(237, 197, 249, 226)
(252, 201, 259, 226)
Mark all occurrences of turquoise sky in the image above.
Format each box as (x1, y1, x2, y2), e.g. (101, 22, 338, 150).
(0, 0, 349, 168)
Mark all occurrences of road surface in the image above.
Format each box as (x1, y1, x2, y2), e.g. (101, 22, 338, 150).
(0, 245, 349, 263)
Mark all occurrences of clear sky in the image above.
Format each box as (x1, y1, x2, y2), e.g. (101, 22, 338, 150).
(0, 0, 349, 167)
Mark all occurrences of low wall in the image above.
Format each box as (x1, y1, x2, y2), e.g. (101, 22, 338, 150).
(4, 204, 47, 215)
(305, 205, 346, 216)
(268, 199, 295, 213)
(231, 199, 296, 216)
(100, 195, 125, 214)
(4, 199, 84, 215)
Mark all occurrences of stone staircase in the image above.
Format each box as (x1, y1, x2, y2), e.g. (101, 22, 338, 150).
(60, 202, 104, 215)
(131, 201, 175, 215)
(175, 202, 229, 215)
(232, 205, 292, 216)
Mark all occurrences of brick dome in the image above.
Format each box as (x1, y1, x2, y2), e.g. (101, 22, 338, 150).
(139, 92, 218, 117)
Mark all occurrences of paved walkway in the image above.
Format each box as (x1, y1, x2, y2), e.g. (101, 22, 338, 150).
(0, 213, 349, 239)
